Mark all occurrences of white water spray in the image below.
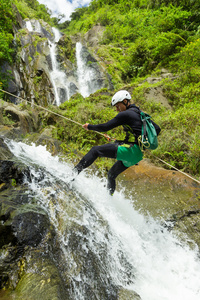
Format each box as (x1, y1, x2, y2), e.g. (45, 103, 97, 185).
(48, 27, 70, 105)
(76, 42, 103, 98)
(25, 20, 33, 32)
(25, 21, 70, 105)
(5, 139, 200, 300)
(76, 42, 91, 97)
(25, 21, 104, 104)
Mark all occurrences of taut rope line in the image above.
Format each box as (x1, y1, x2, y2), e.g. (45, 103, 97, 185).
(150, 153, 200, 184)
(0, 88, 114, 142)
(0, 88, 199, 184)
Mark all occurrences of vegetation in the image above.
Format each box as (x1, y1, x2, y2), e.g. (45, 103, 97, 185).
(42, 86, 199, 176)
(12, 0, 53, 24)
(0, 0, 15, 92)
(0, 0, 56, 97)
(56, 0, 200, 177)
(0, 0, 200, 178)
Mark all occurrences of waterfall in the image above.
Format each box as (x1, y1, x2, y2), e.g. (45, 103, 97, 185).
(25, 20, 42, 33)
(24, 20, 105, 105)
(25, 20, 33, 32)
(25, 21, 71, 105)
(5, 139, 200, 300)
(76, 42, 91, 97)
(48, 27, 70, 105)
(76, 42, 104, 98)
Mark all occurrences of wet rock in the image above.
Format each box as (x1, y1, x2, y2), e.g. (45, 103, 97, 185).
(171, 208, 200, 249)
(11, 249, 68, 300)
(0, 160, 30, 185)
(68, 82, 78, 98)
(24, 126, 62, 156)
(0, 100, 39, 135)
(84, 24, 105, 47)
(11, 207, 50, 246)
(118, 288, 141, 300)
(122, 159, 200, 249)
(0, 137, 14, 160)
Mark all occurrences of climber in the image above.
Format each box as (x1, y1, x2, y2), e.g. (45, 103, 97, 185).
(73, 90, 161, 195)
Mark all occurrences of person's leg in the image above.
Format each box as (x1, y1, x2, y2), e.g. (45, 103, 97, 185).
(74, 143, 118, 174)
(107, 160, 128, 195)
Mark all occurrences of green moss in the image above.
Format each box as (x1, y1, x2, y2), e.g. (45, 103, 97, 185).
(57, 35, 75, 62)
(11, 179, 17, 187)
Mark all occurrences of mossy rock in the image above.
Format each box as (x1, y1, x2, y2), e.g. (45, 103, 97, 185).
(118, 288, 141, 300)
(0, 250, 68, 300)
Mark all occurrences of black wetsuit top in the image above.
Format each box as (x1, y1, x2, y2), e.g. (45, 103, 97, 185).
(88, 104, 161, 145)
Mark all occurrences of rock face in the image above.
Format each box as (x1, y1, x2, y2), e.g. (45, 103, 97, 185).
(141, 69, 176, 110)
(122, 159, 200, 249)
(5, 15, 113, 106)
(0, 100, 39, 139)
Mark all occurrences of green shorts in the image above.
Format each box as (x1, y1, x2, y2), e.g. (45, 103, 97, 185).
(116, 144, 143, 168)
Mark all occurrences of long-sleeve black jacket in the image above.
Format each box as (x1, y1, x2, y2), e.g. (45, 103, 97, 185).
(88, 104, 161, 145)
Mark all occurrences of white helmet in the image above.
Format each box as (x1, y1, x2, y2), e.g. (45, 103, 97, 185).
(111, 90, 131, 106)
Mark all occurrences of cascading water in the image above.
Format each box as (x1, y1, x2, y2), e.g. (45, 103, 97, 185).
(25, 20, 104, 105)
(48, 27, 71, 105)
(76, 42, 91, 97)
(25, 20, 69, 105)
(5, 139, 200, 300)
(76, 42, 104, 98)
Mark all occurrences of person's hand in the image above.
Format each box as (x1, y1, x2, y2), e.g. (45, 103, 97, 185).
(82, 123, 89, 130)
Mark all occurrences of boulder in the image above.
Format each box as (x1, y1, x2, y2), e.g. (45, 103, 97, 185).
(118, 288, 141, 300)
(0, 100, 39, 136)
(0, 137, 14, 160)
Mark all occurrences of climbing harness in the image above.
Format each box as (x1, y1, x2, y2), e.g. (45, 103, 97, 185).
(0, 88, 199, 185)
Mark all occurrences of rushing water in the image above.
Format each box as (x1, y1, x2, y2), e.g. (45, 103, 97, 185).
(25, 20, 104, 105)
(76, 42, 104, 98)
(25, 20, 69, 105)
(76, 42, 93, 98)
(5, 139, 200, 300)
(48, 27, 70, 105)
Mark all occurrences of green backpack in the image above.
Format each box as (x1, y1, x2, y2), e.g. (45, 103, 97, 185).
(138, 111, 158, 150)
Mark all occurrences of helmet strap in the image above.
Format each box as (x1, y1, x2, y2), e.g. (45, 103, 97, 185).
(122, 100, 129, 108)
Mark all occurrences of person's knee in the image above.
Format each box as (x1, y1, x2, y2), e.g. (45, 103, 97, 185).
(91, 145, 99, 151)
(90, 145, 100, 156)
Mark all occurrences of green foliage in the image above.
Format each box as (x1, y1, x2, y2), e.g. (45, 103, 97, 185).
(2, 111, 15, 125)
(0, 0, 14, 33)
(13, 0, 53, 24)
(63, 2, 198, 83)
(162, 71, 200, 107)
(70, 6, 89, 21)
(148, 101, 200, 175)
(11, 178, 17, 187)
(0, 0, 15, 66)
(171, 38, 200, 72)
(1, 0, 199, 177)
(0, 32, 14, 63)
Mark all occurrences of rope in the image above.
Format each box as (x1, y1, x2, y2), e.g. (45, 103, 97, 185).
(0, 88, 114, 142)
(1, 88, 199, 184)
(150, 153, 200, 184)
